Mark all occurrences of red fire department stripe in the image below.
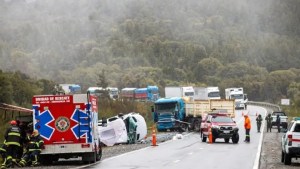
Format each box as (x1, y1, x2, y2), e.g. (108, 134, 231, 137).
(292, 139, 300, 142)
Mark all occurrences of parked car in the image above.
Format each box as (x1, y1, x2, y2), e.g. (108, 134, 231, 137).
(200, 110, 239, 143)
(281, 117, 300, 165)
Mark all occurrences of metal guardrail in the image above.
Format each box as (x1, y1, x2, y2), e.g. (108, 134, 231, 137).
(247, 101, 281, 111)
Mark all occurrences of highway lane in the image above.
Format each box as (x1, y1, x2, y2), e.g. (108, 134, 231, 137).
(81, 105, 267, 169)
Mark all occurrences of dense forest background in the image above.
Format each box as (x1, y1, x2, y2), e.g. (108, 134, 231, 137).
(0, 0, 300, 114)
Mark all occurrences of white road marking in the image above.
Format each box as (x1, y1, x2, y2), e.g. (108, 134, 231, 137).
(188, 152, 193, 155)
(253, 106, 267, 169)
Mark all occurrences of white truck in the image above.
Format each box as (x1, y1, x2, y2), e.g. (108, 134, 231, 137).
(194, 87, 221, 100)
(165, 86, 195, 99)
(225, 88, 248, 110)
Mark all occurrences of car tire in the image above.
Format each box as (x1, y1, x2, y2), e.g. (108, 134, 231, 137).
(232, 133, 239, 144)
(224, 138, 230, 143)
(284, 152, 292, 165)
(281, 151, 284, 163)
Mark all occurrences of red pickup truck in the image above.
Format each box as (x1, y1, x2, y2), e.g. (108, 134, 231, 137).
(200, 111, 239, 143)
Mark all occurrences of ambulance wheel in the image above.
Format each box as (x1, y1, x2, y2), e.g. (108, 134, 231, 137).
(39, 155, 53, 165)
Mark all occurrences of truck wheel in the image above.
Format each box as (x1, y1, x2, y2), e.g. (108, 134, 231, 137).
(284, 153, 292, 165)
(224, 138, 230, 143)
(201, 133, 207, 142)
(232, 133, 239, 144)
(281, 151, 284, 163)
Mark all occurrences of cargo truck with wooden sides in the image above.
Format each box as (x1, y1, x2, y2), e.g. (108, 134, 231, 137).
(153, 98, 235, 132)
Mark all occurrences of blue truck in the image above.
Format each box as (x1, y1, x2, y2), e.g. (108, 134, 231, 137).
(153, 97, 191, 131)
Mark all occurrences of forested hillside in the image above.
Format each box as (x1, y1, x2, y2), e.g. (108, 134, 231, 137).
(0, 0, 300, 107)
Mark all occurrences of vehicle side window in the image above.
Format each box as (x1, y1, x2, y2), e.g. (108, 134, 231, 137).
(294, 124, 300, 132)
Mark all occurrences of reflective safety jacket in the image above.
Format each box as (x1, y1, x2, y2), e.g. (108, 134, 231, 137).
(0, 144, 6, 153)
(4, 126, 21, 147)
(27, 134, 44, 152)
(244, 116, 251, 129)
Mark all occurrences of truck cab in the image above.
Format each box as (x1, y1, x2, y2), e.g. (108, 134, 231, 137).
(153, 97, 186, 131)
(207, 87, 221, 100)
(225, 88, 248, 110)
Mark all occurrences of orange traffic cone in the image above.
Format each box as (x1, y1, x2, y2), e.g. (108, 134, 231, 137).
(151, 125, 157, 146)
(208, 127, 213, 144)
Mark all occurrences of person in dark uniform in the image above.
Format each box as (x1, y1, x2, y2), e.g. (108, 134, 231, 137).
(256, 114, 263, 133)
(1, 120, 22, 168)
(0, 144, 7, 167)
(18, 130, 44, 167)
(265, 114, 272, 132)
(276, 114, 281, 133)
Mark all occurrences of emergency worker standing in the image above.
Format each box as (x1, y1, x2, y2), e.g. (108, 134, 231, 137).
(256, 114, 263, 133)
(18, 130, 44, 167)
(244, 113, 251, 143)
(1, 120, 22, 169)
(265, 114, 272, 132)
(276, 114, 281, 133)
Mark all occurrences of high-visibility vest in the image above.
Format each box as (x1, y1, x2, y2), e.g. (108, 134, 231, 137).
(5, 126, 21, 147)
(244, 117, 251, 129)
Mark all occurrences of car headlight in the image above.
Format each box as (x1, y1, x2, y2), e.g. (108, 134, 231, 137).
(211, 125, 220, 129)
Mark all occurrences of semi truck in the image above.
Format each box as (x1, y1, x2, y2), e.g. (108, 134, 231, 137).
(194, 87, 221, 100)
(32, 93, 102, 164)
(164, 86, 195, 99)
(120, 86, 159, 102)
(153, 97, 235, 132)
(225, 88, 248, 110)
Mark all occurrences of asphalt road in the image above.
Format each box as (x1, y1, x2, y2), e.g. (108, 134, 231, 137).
(81, 105, 267, 169)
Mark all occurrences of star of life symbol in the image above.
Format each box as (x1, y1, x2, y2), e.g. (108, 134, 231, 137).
(33, 105, 55, 140)
(55, 116, 70, 132)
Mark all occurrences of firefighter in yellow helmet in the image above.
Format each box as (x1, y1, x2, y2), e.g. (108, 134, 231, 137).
(1, 120, 22, 169)
(18, 130, 44, 167)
